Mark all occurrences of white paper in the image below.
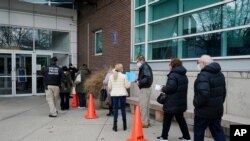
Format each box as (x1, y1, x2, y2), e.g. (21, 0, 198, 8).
(155, 84, 162, 91)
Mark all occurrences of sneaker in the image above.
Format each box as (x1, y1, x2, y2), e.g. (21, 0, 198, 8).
(179, 137, 191, 141)
(157, 136, 168, 141)
(48, 114, 57, 118)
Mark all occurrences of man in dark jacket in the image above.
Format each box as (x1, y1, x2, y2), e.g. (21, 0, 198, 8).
(194, 55, 226, 141)
(157, 58, 191, 141)
(43, 57, 65, 117)
(136, 55, 153, 128)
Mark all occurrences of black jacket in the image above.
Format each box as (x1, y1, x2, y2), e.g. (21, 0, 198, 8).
(44, 64, 65, 86)
(161, 65, 188, 113)
(193, 62, 226, 118)
(138, 62, 153, 89)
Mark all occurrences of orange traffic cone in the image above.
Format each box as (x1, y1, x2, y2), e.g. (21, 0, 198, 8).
(84, 93, 98, 119)
(71, 87, 79, 108)
(127, 106, 148, 141)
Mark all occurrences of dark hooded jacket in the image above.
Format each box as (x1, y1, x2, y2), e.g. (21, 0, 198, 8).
(161, 65, 188, 113)
(193, 62, 226, 118)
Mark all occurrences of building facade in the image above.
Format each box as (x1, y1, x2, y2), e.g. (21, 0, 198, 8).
(130, 0, 250, 119)
(0, 0, 77, 96)
(77, 0, 131, 71)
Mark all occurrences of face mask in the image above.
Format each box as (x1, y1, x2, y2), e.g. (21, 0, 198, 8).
(197, 64, 201, 71)
(137, 62, 142, 67)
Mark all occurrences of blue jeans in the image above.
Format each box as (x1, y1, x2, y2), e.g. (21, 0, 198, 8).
(194, 115, 226, 141)
(112, 96, 126, 123)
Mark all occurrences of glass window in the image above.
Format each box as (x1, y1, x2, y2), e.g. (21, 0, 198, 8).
(95, 30, 102, 55)
(52, 31, 70, 52)
(135, 8, 145, 25)
(223, 0, 250, 28)
(182, 33, 221, 58)
(148, 41, 177, 60)
(10, 27, 33, 50)
(134, 44, 145, 61)
(183, 0, 221, 12)
(150, 18, 178, 40)
(149, 0, 178, 21)
(135, 0, 145, 8)
(227, 28, 250, 56)
(135, 26, 145, 43)
(183, 6, 222, 35)
(35, 29, 52, 50)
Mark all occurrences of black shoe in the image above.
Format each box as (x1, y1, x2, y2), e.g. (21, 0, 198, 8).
(123, 122, 127, 131)
(113, 122, 117, 132)
(106, 113, 112, 116)
(49, 114, 57, 118)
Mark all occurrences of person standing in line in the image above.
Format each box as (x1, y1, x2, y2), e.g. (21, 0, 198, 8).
(157, 58, 191, 141)
(194, 55, 226, 141)
(60, 66, 73, 110)
(69, 63, 78, 81)
(103, 67, 115, 116)
(43, 57, 65, 117)
(108, 64, 131, 132)
(75, 64, 91, 108)
(136, 55, 153, 128)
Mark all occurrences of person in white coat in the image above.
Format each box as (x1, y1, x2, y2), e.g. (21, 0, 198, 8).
(108, 64, 131, 132)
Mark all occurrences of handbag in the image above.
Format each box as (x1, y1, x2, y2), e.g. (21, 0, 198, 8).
(157, 93, 167, 104)
(74, 73, 81, 84)
(100, 89, 107, 101)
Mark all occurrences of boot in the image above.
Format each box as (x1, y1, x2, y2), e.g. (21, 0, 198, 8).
(113, 122, 117, 132)
(123, 121, 127, 131)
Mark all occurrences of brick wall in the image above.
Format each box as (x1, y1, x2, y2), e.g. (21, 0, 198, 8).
(77, 0, 131, 72)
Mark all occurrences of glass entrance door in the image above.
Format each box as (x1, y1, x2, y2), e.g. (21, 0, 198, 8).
(15, 53, 32, 95)
(0, 53, 12, 96)
(36, 55, 51, 94)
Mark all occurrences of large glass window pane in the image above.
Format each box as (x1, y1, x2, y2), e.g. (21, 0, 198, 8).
(182, 33, 221, 58)
(10, 27, 33, 50)
(52, 31, 70, 52)
(149, 0, 178, 21)
(183, 6, 222, 35)
(135, 8, 145, 25)
(184, 0, 221, 12)
(150, 18, 178, 40)
(227, 28, 250, 56)
(148, 41, 177, 60)
(135, 0, 145, 8)
(0, 26, 11, 48)
(134, 44, 145, 61)
(223, 0, 250, 28)
(95, 30, 102, 55)
(135, 26, 145, 43)
(35, 29, 52, 50)
(0, 53, 12, 95)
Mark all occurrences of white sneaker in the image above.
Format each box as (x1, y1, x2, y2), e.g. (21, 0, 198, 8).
(179, 137, 191, 141)
(157, 136, 168, 141)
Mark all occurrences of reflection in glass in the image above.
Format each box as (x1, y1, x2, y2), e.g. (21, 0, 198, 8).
(0, 26, 11, 48)
(223, 0, 250, 28)
(35, 29, 52, 50)
(36, 55, 50, 93)
(182, 33, 221, 58)
(52, 31, 70, 52)
(134, 45, 145, 61)
(183, 6, 222, 35)
(135, 0, 145, 8)
(95, 31, 102, 54)
(227, 28, 250, 56)
(150, 18, 178, 40)
(183, 0, 221, 12)
(148, 41, 177, 60)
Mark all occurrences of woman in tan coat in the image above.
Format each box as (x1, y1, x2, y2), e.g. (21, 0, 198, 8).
(108, 64, 130, 132)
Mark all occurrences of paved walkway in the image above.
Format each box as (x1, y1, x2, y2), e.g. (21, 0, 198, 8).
(0, 96, 226, 141)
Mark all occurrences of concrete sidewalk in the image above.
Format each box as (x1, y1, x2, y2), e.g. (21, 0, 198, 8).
(0, 96, 221, 141)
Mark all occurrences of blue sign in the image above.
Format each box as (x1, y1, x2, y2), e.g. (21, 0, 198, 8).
(112, 32, 117, 44)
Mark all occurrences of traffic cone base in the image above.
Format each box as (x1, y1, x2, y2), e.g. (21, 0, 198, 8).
(127, 106, 148, 141)
(71, 94, 79, 108)
(84, 94, 98, 119)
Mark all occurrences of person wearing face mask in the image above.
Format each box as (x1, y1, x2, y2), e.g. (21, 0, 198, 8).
(157, 58, 191, 141)
(136, 55, 153, 128)
(194, 55, 226, 141)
